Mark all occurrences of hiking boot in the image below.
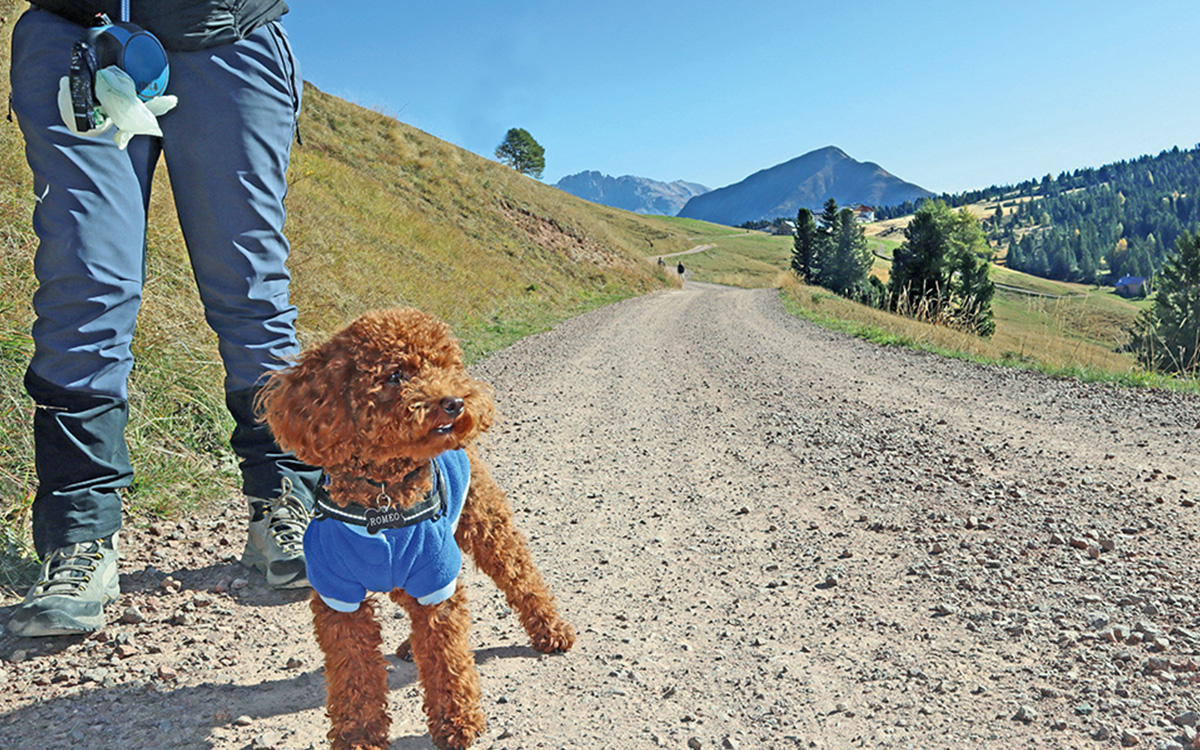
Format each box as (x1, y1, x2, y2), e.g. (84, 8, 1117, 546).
(242, 478, 311, 589)
(8, 535, 120, 637)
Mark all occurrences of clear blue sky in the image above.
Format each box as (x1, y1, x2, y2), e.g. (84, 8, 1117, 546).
(283, 2, 1200, 196)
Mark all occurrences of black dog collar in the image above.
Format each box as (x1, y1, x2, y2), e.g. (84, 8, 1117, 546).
(314, 461, 446, 535)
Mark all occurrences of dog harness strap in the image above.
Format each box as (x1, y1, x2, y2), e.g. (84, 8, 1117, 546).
(313, 461, 446, 534)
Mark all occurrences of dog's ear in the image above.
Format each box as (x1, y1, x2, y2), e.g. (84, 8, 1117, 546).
(257, 344, 359, 468)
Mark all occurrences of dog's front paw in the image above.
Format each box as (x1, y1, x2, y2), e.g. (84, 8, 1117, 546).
(430, 708, 486, 750)
(530, 618, 576, 654)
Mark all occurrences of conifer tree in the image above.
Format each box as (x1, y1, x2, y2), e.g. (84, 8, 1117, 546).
(889, 201, 994, 336)
(791, 208, 821, 282)
(1131, 232, 1200, 373)
(494, 128, 545, 178)
(889, 201, 952, 315)
(821, 208, 872, 296)
(817, 198, 841, 239)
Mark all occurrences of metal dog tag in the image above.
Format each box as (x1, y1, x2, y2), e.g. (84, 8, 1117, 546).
(364, 507, 406, 535)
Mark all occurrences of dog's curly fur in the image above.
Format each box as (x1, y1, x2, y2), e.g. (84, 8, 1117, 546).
(258, 308, 575, 750)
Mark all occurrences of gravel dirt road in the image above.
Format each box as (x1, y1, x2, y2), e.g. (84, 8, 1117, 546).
(3, 282, 1200, 750)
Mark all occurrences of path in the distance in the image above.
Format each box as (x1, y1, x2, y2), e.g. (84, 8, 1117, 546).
(653, 242, 715, 260)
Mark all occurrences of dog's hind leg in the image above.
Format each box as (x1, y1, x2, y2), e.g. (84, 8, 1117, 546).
(392, 587, 486, 750)
(456, 453, 576, 654)
(310, 594, 391, 750)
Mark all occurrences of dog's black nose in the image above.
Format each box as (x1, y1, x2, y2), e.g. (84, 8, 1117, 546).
(441, 397, 464, 418)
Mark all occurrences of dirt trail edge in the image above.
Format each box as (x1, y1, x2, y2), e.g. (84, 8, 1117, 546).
(3, 282, 1200, 750)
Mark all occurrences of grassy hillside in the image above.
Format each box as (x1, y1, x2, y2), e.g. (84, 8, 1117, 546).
(0, 2, 693, 562)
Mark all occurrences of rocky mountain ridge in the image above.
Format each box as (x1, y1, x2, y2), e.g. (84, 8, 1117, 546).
(553, 171, 710, 216)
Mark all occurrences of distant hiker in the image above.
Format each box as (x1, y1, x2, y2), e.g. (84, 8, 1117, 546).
(657, 257, 665, 267)
(9, 0, 319, 637)
(677, 262, 686, 277)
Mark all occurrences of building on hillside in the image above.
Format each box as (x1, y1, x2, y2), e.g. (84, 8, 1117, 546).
(853, 204, 875, 223)
(1115, 275, 1149, 298)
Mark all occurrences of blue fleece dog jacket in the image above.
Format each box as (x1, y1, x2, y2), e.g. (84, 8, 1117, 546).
(304, 450, 470, 612)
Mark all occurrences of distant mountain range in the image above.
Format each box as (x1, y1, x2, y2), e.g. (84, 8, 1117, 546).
(553, 171, 710, 216)
(557, 147, 932, 227)
(678, 146, 932, 226)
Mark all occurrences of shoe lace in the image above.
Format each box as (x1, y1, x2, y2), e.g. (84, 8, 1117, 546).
(34, 541, 105, 597)
(266, 478, 310, 553)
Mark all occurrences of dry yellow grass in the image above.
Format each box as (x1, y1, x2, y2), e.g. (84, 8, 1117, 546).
(778, 273, 1140, 376)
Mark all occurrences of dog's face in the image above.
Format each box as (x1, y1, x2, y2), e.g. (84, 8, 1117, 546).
(260, 308, 495, 470)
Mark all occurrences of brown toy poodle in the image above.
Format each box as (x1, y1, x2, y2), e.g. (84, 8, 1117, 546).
(258, 308, 575, 750)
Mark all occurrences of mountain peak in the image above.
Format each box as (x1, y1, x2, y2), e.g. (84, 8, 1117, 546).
(678, 147, 931, 225)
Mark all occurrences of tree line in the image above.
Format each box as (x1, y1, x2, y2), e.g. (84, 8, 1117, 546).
(791, 199, 879, 304)
(878, 144, 1200, 286)
(792, 199, 994, 337)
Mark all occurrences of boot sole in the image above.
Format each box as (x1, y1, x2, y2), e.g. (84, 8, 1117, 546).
(8, 585, 118, 638)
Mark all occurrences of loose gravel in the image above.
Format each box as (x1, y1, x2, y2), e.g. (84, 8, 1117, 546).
(2, 282, 1199, 750)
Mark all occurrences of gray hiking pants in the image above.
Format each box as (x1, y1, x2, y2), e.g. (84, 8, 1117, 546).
(10, 8, 319, 556)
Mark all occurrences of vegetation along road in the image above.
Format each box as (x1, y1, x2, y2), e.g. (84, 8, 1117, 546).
(3, 282, 1200, 749)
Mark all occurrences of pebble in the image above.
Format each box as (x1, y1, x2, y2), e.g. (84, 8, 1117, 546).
(1014, 705, 1038, 723)
(1148, 636, 1172, 652)
(121, 605, 147, 624)
(81, 667, 109, 683)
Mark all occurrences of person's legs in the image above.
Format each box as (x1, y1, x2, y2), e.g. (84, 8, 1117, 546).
(162, 21, 318, 587)
(9, 8, 160, 634)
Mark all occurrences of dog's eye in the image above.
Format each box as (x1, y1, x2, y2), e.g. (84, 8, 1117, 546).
(386, 370, 410, 385)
